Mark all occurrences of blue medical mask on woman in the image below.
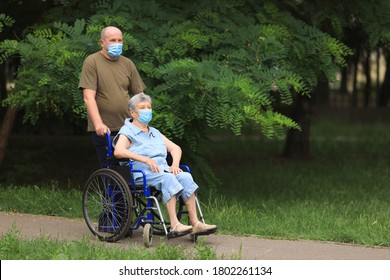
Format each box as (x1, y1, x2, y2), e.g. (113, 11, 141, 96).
(138, 109, 153, 124)
(107, 43, 122, 58)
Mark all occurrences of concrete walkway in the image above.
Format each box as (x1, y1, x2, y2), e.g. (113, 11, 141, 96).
(1, 211, 390, 260)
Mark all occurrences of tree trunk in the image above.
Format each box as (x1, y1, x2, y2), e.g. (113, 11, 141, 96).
(340, 67, 348, 94)
(0, 106, 18, 167)
(312, 78, 330, 106)
(351, 48, 360, 107)
(378, 50, 390, 107)
(282, 93, 312, 159)
(0, 63, 6, 102)
(376, 48, 381, 105)
(363, 49, 371, 108)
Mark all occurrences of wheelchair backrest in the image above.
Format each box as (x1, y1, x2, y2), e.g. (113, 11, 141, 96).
(104, 132, 134, 185)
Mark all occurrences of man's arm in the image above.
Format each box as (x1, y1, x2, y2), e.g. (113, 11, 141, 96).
(83, 88, 110, 136)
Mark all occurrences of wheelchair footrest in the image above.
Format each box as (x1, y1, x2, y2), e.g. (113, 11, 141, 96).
(166, 228, 192, 239)
(191, 228, 217, 237)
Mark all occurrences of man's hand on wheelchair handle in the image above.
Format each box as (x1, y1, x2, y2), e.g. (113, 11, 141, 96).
(95, 123, 110, 136)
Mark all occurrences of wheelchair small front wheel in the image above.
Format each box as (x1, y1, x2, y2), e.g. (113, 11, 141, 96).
(143, 223, 153, 248)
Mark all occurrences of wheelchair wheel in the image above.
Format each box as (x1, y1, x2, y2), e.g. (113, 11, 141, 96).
(82, 168, 133, 243)
(143, 223, 153, 247)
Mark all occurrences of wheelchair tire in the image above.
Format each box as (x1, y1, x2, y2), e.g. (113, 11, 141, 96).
(143, 223, 153, 247)
(82, 168, 133, 243)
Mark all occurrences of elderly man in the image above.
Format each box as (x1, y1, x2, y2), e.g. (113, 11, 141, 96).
(79, 26, 145, 167)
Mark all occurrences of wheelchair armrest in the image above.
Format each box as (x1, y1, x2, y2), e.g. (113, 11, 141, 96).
(105, 156, 129, 168)
(179, 164, 191, 173)
(130, 169, 148, 191)
(130, 165, 190, 192)
(106, 156, 129, 163)
(167, 153, 190, 173)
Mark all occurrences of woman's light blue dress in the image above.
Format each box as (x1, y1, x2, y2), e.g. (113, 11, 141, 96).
(113, 119, 198, 204)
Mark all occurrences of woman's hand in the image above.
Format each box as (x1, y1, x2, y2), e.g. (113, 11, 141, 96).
(169, 165, 182, 176)
(144, 157, 160, 173)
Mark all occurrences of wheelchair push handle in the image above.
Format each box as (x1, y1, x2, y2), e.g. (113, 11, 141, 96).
(106, 132, 114, 157)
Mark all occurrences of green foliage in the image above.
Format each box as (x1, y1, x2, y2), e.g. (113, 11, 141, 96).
(284, 0, 390, 50)
(0, 0, 350, 132)
(256, 5, 352, 89)
(0, 19, 92, 123)
(356, 1, 390, 48)
(0, 0, 352, 183)
(0, 13, 14, 33)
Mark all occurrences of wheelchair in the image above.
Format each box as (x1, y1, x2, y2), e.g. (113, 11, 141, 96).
(82, 132, 213, 247)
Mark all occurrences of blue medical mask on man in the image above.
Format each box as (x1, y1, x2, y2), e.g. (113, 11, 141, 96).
(138, 109, 153, 124)
(107, 43, 122, 58)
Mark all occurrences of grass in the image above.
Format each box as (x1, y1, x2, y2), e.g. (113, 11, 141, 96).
(0, 226, 218, 260)
(202, 111, 390, 247)
(0, 184, 82, 218)
(1, 109, 390, 258)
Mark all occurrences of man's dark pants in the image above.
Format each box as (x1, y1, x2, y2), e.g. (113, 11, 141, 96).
(91, 131, 118, 168)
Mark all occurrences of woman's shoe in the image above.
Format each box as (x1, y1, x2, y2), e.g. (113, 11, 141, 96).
(167, 223, 193, 239)
(191, 222, 217, 236)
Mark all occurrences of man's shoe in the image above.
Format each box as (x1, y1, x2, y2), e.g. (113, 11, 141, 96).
(191, 222, 217, 236)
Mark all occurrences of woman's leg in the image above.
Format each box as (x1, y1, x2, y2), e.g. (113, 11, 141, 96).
(166, 194, 193, 235)
(184, 194, 200, 226)
(166, 195, 179, 228)
(137, 172, 192, 234)
(177, 173, 217, 234)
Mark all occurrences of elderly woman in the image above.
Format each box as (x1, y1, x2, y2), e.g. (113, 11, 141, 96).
(113, 93, 217, 237)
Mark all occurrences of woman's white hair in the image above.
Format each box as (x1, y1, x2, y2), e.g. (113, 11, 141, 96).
(128, 93, 152, 112)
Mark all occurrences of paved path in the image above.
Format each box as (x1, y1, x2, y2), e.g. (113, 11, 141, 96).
(1, 211, 390, 259)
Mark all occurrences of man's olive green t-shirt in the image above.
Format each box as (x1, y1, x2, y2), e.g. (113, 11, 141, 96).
(79, 51, 145, 132)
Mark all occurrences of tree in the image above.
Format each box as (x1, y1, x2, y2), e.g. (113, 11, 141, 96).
(0, 1, 351, 183)
(0, 14, 16, 166)
(278, 0, 390, 157)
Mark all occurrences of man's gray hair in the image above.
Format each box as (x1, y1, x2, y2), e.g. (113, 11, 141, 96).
(128, 93, 152, 112)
